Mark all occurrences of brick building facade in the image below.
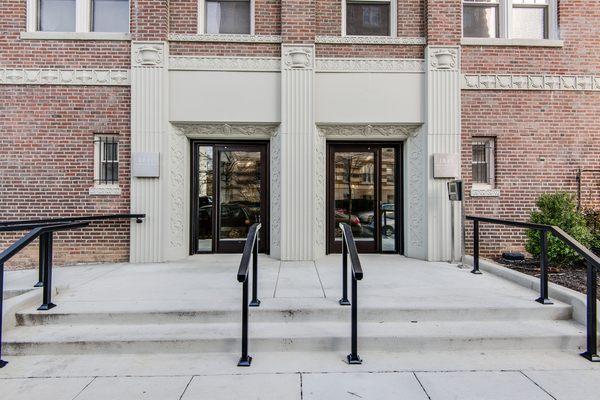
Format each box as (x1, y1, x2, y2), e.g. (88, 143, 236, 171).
(0, 0, 598, 267)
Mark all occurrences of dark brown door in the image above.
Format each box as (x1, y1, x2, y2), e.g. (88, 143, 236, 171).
(327, 143, 402, 254)
(191, 142, 269, 254)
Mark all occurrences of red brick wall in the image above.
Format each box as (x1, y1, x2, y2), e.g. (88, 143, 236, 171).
(281, 0, 316, 43)
(0, 86, 132, 269)
(426, 0, 461, 45)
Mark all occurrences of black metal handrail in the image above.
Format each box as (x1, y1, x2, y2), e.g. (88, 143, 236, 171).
(339, 222, 364, 365)
(0, 213, 145, 232)
(0, 221, 89, 368)
(236, 223, 261, 367)
(467, 215, 600, 362)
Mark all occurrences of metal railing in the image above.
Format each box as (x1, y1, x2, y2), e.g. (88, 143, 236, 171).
(236, 223, 261, 367)
(467, 215, 600, 362)
(0, 213, 146, 368)
(339, 222, 364, 364)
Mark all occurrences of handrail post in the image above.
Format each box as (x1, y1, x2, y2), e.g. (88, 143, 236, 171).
(471, 219, 482, 274)
(536, 229, 553, 305)
(339, 233, 350, 306)
(0, 262, 7, 368)
(581, 261, 600, 361)
(347, 272, 362, 364)
(249, 238, 260, 307)
(238, 278, 252, 367)
(38, 232, 56, 311)
(34, 235, 45, 288)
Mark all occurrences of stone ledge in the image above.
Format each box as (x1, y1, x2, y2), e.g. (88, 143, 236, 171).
(470, 188, 501, 197)
(20, 32, 131, 41)
(168, 33, 282, 43)
(89, 185, 122, 196)
(461, 38, 564, 47)
(315, 36, 426, 45)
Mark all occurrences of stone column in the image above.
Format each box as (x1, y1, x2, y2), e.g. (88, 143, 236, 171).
(273, 45, 319, 260)
(425, 46, 462, 261)
(129, 42, 169, 262)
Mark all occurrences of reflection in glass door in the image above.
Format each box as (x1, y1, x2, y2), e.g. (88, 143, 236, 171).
(327, 143, 402, 254)
(191, 142, 269, 254)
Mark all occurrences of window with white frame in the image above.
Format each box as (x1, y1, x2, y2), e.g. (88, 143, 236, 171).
(471, 138, 495, 187)
(94, 135, 119, 185)
(30, 0, 129, 33)
(200, 0, 253, 34)
(463, 0, 557, 40)
(343, 0, 397, 37)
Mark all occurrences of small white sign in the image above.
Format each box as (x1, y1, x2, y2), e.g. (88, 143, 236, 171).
(433, 153, 459, 179)
(132, 152, 160, 178)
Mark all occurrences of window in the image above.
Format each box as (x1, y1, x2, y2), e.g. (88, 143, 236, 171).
(38, 0, 76, 31)
(94, 135, 119, 185)
(462, 0, 557, 40)
(463, 0, 499, 38)
(92, 0, 130, 32)
(203, 0, 252, 34)
(343, 0, 396, 36)
(29, 0, 130, 33)
(472, 138, 495, 187)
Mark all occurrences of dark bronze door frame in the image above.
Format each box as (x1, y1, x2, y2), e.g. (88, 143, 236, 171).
(190, 141, 270, 254)
(326, 142, 403, 254)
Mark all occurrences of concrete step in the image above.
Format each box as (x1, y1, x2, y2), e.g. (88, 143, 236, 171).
(14, 298, 573, 326)
(2, 319, 586, 356)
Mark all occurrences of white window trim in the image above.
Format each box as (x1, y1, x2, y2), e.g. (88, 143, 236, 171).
(93, 134, 120, 190)
(461, 0, 559, 44)
(198, 0, 255, 35)
(471, 137, 496, 189)
(342, 0, 398, 38)
(26, 0, 130, 37)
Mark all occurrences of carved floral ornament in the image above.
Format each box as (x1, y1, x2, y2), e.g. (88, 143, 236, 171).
(317, 124, 422, 139)
(429, 48, 458, 71)
(133, 44, 164, 67)
(283, 46, 314, 70)
(172, 123, 280, 138)
(463, 74, 600, 91)
(0, 69, 130, 85)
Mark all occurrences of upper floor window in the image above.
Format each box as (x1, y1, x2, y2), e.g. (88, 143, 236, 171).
(343, 0, 397, 37)
(202, 0, 252, 34)
(32, 0, 130, 33)
(463, 0, 557, 40)
(92, 0, 130, 32)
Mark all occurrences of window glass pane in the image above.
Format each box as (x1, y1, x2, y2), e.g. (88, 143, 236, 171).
(206, 0, 251, 34)
(93, 0, 130, 32)
(512, 7, 547, 39)
(39, 0, 76, 31)
(380, 148, 396, 252)
(197, 146, 214, 252)
(346, 2, 390, 36)
(472, 139, 494, 185)
(463, 4, 498, 38)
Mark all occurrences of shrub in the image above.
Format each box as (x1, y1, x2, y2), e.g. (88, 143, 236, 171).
(525, 192, 593, 266)
(583, 208, 600, 253)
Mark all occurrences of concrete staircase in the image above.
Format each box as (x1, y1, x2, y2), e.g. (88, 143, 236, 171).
(2, 296, 586, 356)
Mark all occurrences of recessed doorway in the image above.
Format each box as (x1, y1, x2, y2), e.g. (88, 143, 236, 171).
(327, 143, 403, 254)
(191, 142, 269, 254)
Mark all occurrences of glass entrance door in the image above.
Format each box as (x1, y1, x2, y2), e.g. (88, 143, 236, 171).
(327, 143, 402, 254)
(192, 142, 269, 254)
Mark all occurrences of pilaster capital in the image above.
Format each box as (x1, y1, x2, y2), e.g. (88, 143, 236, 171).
(281, 45, 315, 70)
(427, 46, 460, 71)
(131, 42, 168, 68)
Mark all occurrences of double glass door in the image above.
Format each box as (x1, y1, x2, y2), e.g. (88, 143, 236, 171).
(191, 142, 269, 254)
(327, 143, 402, 253)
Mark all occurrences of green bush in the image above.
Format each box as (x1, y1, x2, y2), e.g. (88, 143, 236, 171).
(583, 208, 600, 252)
(525, 192, 594, 266)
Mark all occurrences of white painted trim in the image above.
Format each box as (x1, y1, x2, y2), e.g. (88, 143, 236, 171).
(197, 0, 255, 35)
(20, 32, 131, 40)
(461, 38, 563, 47)
(169, 56, 280, 71)
(315, 36, 426, 45)
(26, 0, 37, 32)
(0, 68, 130, 85)
(77, 0, 91, 33)
(342, 0, 397, 37)
(316, 58, 425, 73)
(89, 185, 122, 195)
(462, 74, 600, 91)
(168, 33, 281, 43)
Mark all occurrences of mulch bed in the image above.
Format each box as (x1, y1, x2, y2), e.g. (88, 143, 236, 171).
(496, 257, 600, 299)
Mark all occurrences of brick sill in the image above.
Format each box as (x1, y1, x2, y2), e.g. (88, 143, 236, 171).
(461, 38, 563, 48)
(20, 32, 131, 41)
(89, 185, 122, 196)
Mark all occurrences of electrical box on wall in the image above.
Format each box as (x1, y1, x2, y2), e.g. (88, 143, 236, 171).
(447, 180, 463, 202)
(433, 153, 459, 179)
(132, 152, 160, 178)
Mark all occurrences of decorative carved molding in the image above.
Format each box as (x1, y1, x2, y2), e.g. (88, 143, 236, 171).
(88, 185, 122, 195)
(429, 47, 459, 71)
(317, 124, 422, 139)
(270, 136, 282, 254)
(169, 56, 281, 72)
(132, 42, 165, 67)
(316, 36, 426, 45)
(173, 123, 280, 138)
(470, 188, 501, 197)
(462, 74, 600, 91)
(407, 135, 426, 251)
(169, 33, 282, 43)
(0, 69, 130, 85)
(282, 45, 314, 70)
(314, 133, 326, 257)
(316, 58, 426, 73)
(169, 133, 186, 248)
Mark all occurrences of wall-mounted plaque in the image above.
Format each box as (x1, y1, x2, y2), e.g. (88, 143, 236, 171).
(433, 153, 459, 179)
(132, 152, 160, 178)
